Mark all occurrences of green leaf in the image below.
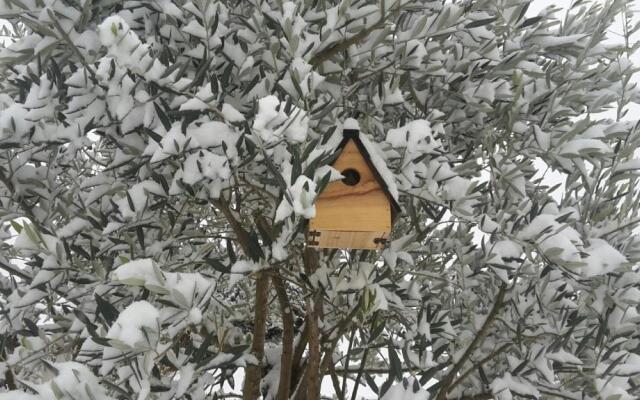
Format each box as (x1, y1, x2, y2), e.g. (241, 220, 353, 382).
(519, 16, 543, 28)
(364, 373, 379, 394)
(153, 103, 172, 131)
(95, 294, 119, 326)
(388, 342, 402, 381)
(465, 17, 497, 29)
(10, 220, 22, 233)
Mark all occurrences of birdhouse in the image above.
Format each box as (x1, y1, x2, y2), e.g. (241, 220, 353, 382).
(307, 122, 401, 249)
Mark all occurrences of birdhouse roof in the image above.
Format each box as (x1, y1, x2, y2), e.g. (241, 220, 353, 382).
(327, 119, 402, 218)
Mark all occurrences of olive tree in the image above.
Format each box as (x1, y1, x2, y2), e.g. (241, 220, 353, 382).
(0, 0, 639, 399)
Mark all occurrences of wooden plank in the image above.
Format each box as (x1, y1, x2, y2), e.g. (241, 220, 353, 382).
(309, 230, 387, 249)
(310, 140, 391, 232)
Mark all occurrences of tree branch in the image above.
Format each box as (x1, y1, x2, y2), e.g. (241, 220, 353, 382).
(450, 343, 512, 391)
(435, 284, 507, 400)
(212, 198, 269, 400)
(243, 272, 270, 400)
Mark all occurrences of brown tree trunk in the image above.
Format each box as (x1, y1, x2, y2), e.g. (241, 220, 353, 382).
(243, 272, 270, 400)
(273, 272, 294, 400)
(303, 247, 321, 400)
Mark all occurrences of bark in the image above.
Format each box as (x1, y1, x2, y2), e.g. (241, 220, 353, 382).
(303, 247, 321, 400)
(243, 272, 270, 400)
(212, 199, 270, 400)
(273, 272, 294, 400)
(290, 323, 308, 394)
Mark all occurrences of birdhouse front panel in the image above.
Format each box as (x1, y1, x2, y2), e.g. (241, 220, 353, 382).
(308, 139, 392, 249)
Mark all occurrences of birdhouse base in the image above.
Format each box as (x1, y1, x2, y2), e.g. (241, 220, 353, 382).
(307, 230, 388, 250)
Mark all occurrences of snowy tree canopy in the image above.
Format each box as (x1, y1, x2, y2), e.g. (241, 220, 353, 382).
(0, 0, 639, 399)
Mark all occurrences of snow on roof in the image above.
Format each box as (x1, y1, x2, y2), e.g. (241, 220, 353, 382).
(343, 117, 360, 130)
(357, 132, 400, 203)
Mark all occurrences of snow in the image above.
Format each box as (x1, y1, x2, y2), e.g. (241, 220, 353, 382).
(275, 175, 317, 222)
(533, 125, 550, 151)
(0, 393, 41, 400)
(179, 97, 208, 111)
(182, 150, 230, 185)
(221, 103, 245, 122)
(115, 180, 165, 220)
(381, 377, 429, 399)
(343, 117, 360, 130)
(182, 20, 207, 39)
(280, 57, 325, 97)
(358, 132, 400, 202)
(98, 16, 127, 48)
(13, 229, 39, 252)
(151, 125, 188, 162)
(479, 214, 500, 233)
(335, 262, 374, 292)
(580, 239, 627, 277)
(441, 176, 472, 201)
(188, 308, 202, 324)
(102, 222, 123, 235)
(3, 2, 639, 399)
(596, 353, 640, 376)
(557, 138, 612, 157)
(253, 96, 286, 142)
(383, 82, 404, 105)
(531, 34, 588, 47)
(386, 119, 441, 155)
(175, 364, 196, 397)
(58, 217, 92, 238)
(595, 376, 635, 400)
(546, 349, 583, 365)
(518, 214, 582, 263)
(231, 259, 261, 274)
(491, 373, 540, 400)
(186, 120, 240, 158)
(487, 240, 523, 269)
(383, 234, 415, 269)
(229, 260, 263, 286)
(252, 95, 309, 144)
(38, 362, 113, 400)
(613, 159, 640, 174)
(112, 258, 165, 290)
(164, 272, 213, 307)
(106, 301, 160, 348)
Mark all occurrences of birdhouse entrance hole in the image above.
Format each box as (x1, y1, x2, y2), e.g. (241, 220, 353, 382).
(341, 168, 360, 186)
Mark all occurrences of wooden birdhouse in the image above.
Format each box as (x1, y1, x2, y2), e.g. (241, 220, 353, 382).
(307, 122, 401, 249)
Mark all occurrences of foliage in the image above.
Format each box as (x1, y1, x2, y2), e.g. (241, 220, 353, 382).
(0, 0, 639, 399)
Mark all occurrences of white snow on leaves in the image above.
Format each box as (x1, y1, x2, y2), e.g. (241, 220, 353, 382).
(253, 95, 309, 144)
(275, 175, 317, 222)
(519, 213, 627, 276)
(0, 362, 113, 400)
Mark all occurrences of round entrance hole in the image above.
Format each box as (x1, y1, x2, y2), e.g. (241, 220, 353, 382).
(341, 168, 361, 186)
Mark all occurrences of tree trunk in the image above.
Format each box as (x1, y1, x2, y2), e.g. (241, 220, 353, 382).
(243, 273, 270, 400)
(303, 247, 321, 400)
(273, 273, 294, 400)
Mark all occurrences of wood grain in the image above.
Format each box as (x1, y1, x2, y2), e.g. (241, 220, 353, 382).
(310, 140, 391, 233)
(309, 230, 387, 249)
(309, 139, 391, 249)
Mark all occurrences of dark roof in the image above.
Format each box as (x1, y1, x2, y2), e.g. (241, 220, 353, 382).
(331, 128, 402, 220)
